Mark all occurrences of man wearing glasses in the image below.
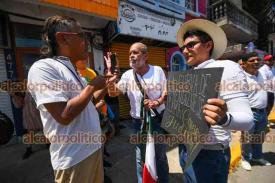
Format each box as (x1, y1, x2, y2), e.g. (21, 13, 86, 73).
(176, 19, 253, 183)
(28, 15, 117, 183)
(240, 52, 271, 171)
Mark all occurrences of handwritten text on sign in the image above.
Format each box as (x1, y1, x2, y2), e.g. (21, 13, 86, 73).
(161, 68, 224, 170)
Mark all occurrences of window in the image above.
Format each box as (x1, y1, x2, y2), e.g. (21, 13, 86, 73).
(171, 56, 181, 71)
(170, 51, 189, 71)
(0, 14, 9, 48)
(13, 23, 42, 48)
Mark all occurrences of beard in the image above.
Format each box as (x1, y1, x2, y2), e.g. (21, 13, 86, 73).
(130, 59, 145, 69)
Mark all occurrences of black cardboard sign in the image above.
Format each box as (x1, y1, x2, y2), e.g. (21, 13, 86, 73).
(161, 67, 224, 170)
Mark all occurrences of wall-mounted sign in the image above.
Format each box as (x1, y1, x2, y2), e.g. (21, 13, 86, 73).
(118, 1, 182, 43)
(128, 0, 185, 19)
(3, 49, 17, 80)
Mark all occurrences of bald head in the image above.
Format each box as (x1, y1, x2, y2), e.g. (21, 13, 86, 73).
(129, 42, 148, 71)
(131, 42, 148, 54)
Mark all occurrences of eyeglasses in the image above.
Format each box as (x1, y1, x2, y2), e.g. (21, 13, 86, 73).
(60, 32, 87, 40)
(180, 41, 201, 51)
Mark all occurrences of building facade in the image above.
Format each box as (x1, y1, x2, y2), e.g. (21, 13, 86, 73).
(208, 0, 260, 60)
(0, 0, 118, 135)
(0, 0, 209, 122)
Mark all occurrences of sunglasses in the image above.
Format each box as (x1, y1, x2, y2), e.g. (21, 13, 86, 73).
(60, 32, 87, 40)
(180, 41, 201, 51)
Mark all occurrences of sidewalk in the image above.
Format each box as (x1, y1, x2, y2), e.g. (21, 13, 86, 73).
(0, 140, 54, 183)
(228, 124, 275, 183)
(0, 120, 275, 183)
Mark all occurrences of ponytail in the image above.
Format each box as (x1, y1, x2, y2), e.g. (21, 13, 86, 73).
(40, 15, 77, 58)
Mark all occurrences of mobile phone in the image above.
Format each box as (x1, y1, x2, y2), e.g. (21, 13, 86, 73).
(110, 53, 117, 72)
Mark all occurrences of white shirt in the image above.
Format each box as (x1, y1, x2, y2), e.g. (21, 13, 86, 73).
(117, 65, 166, 119)
(28, 57, 102, 170)
(259, 64, 274, 92)
(244, 71, 268, 109)
(272, 66, 275, 75)
(195, 59, 253, 146)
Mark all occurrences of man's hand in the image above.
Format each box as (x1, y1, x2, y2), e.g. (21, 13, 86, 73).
(144, 99, 160, 109)
(89, 76, 107, 91)
(203, 98, 228, 126)
(104, 52, 120, 77)
(104, 52, 112, 76)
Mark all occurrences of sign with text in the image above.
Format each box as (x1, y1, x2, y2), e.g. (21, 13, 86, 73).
(161, 68, 224, 170)
(4, 49, 17, 80)
(128, 0, 185, 19)
(118, 1, 182, 43)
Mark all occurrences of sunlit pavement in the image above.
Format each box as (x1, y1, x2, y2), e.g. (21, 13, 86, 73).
(0, 121, 275, 183)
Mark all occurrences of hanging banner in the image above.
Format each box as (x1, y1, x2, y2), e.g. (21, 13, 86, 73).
(161, 68, 224, 171)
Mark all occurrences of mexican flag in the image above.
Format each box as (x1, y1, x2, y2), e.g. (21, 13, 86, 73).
(142, 132, 158, 182)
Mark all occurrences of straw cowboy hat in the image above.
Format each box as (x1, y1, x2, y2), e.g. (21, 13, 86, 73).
(177, 19, 227, 59)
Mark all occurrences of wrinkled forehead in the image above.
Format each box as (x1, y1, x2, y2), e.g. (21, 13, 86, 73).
(130, 43, 145, 54)
(131, 43, 143, 49)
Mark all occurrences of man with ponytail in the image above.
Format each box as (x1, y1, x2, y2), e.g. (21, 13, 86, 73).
(28, 15, 117, 183)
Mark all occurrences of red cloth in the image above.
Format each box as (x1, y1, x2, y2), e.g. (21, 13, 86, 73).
(264, 54, 273, 61)
(143, 165, 157, 183)
(142, 134, 158, 183)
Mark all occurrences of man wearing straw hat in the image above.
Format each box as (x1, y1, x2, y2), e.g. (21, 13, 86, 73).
(176, 19, 254, 183)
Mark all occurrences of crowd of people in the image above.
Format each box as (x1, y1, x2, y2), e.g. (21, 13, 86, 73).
(20, 15, 275, 183)
(239, 52, 274, 171)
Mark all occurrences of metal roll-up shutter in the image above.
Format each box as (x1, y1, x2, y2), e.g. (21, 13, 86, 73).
(110, 43, 131, 119)
(110, 43, 166, 119)
(110, 43, 130, 68)
(0, 49, 14, 122)
(147, 47, 166, 67)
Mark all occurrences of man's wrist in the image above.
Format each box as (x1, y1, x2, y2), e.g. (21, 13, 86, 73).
(155, 100, 161, 106)
(218, 112, 232, 127)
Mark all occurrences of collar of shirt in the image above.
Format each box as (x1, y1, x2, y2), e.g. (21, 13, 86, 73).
(53, 56, 77, 72)
(244, 71, 254, 77)
(136, 64, 152, 78)
(244, 71, 260, 81)
(194, 59, 215, 69)
(54, 56, 70, 62)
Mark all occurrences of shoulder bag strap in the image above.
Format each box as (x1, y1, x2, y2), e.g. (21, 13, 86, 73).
(133, 70, 162, 120)
(54, 58, 85, 90)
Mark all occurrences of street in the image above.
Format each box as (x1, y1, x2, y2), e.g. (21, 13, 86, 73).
(0, 121, 275, 183)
